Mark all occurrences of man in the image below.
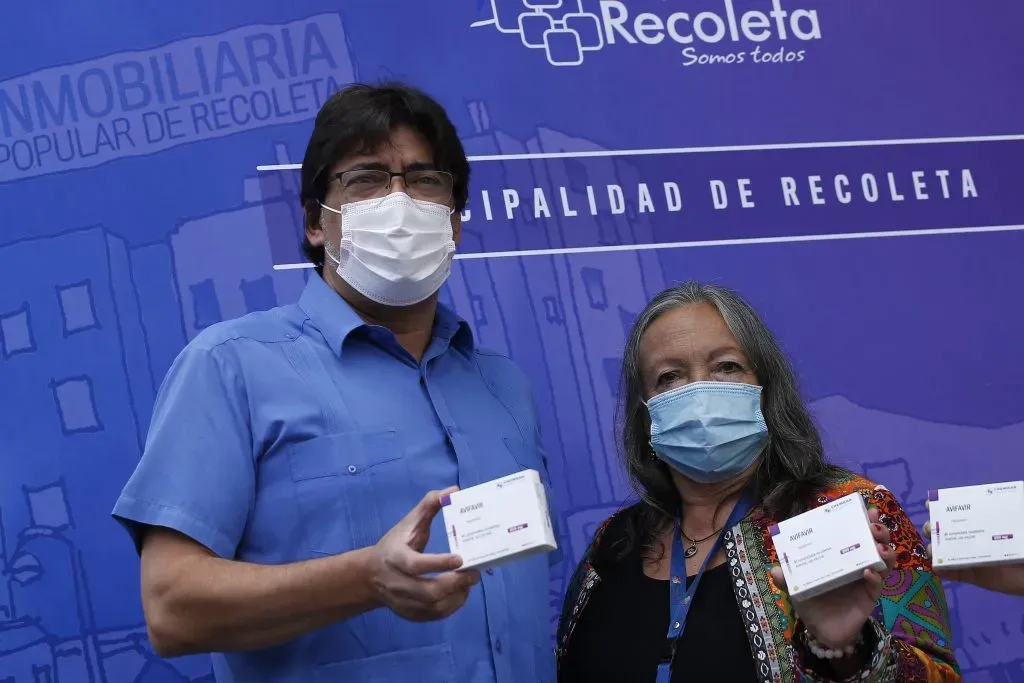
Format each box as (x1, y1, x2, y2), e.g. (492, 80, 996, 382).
(113, 82, 556, 683)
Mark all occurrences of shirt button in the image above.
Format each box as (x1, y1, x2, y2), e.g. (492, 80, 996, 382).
(486, 568, 495, 576)
(347, 465, 357, 474)
(673, 621, 681, 629)
(495, 639, 503, 654)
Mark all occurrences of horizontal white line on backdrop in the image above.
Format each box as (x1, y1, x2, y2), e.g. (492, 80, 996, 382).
(255, 133, 1024, 171)
(270, 223, 1024, 269)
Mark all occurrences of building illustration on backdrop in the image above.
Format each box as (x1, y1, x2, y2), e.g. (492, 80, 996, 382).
(1, 113, 1023, 682)
(0, 178, 306, 681)
(172, 171, 308, 342)
(0, 150, 306, 681)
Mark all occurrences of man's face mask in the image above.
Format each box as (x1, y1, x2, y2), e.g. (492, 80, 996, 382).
(320, 192, 456, 307)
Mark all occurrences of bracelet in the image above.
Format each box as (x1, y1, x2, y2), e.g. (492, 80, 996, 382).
(804, 629, 861, 660)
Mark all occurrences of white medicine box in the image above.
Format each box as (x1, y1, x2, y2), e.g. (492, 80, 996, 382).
(770, 492, 885, 602)
(441, 469, 557, 572)
(928, 481, 1024, 569)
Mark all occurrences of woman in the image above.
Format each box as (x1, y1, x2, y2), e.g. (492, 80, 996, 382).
(557, 283, 960, 682)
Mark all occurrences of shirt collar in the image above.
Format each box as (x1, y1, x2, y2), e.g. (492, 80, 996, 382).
(433, 299, 476, 354)
(298, 274, 475, 356)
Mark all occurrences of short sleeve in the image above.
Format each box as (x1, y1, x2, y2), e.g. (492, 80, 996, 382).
(112, 341, 255, 559)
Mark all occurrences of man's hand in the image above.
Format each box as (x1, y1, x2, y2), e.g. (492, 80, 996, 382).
(367, 487, 481, 621)
(136, 488, 479, 656)
(922, 519, 1024, 596)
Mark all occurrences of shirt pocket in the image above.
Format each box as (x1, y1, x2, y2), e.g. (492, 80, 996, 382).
(502, 437, 553, 510)
(463, 434, 543, 487)
(502, 436, 546, 473)
(287, 430, 405, 556)
(313, 643, 455, 683)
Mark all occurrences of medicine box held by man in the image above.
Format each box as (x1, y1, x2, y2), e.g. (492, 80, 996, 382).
(442, 469, 557, 571)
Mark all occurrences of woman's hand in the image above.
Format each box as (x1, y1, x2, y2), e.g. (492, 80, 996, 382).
(922, 519, 1024, 596)
(770, 506, 896, 650)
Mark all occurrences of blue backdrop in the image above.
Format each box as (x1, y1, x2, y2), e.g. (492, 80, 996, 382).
(1, 1, 1022, 681)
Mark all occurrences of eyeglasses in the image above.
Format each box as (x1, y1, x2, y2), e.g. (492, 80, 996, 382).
(330, 169, 455, 205)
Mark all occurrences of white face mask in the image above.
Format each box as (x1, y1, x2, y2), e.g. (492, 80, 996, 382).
(320, 192, 456, 307)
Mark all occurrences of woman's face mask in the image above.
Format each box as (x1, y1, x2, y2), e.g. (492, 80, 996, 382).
(644, 381, 768, 484)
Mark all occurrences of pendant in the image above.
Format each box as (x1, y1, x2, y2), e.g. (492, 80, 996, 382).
(684, 544, 698, 559)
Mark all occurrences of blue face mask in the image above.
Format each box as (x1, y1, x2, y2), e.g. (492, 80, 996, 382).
(645, 381, 769, 484)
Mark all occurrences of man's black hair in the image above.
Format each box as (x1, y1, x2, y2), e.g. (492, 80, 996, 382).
(299, 81, 471, 272)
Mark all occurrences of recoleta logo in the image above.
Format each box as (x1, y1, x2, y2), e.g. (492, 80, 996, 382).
(471, 0, 822, 67)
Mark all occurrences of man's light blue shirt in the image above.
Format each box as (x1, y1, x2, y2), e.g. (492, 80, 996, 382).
(112, 273, 555, 683)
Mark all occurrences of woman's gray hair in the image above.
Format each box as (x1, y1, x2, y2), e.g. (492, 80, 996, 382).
(615, 282, 843, 559)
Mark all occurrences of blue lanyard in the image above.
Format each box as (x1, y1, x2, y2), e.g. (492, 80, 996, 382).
(656, 492, 755, 683)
